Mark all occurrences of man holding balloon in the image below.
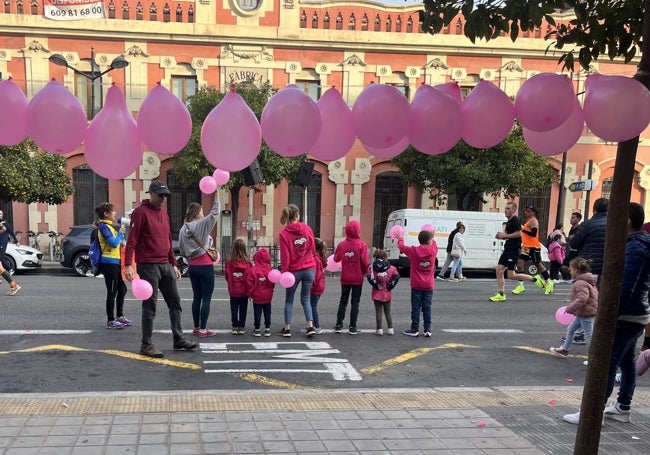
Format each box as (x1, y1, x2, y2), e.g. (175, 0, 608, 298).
(124, 181, 198, 359)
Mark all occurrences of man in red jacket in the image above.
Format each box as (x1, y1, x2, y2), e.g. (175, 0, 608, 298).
(125, 181, 198, 358)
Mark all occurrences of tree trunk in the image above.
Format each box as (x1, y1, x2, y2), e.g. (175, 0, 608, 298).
(574, 2, 650, 452)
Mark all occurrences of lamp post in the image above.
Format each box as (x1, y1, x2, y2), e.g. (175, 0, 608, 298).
(48, 48, 129, 214)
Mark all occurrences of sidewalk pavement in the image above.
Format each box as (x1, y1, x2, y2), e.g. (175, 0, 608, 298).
(0, 387, 649, 454)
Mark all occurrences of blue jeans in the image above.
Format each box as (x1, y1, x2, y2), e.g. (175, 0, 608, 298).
(562, 316, 594, 351)
(410, 289, 433, 332)
(450, 257, 463, 278)
(310, 294, 321, 329)
(438, 253, 453, 277)
(606, 321, 645, 407)
(284, 268, 315, 325)
(188, 264, 215, 329)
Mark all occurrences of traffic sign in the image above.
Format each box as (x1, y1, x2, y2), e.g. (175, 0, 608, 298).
(568, 180, 595, 192)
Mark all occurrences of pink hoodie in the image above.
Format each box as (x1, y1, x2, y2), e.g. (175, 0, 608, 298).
(279, 221, 316, 272)
(397, 238, 438, 291)
(334, 221, 370, 285)
(247, 248, 275, 304)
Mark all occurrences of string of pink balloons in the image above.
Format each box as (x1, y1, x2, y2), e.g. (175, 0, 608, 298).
(2, 73, 650, 178)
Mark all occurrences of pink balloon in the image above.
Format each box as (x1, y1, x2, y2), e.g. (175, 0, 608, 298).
(279, 271, 296, 288)
(202, 90, 261, 171)
(0, 79, 28, 146)
(462, 80, 515, 148)
(421, 224, 434, 233)
(583, 74, 650, 142)
(435, 82, 463, 103)
(268, 269, 281, 283)
(515, 73, 575, 132)
(363, 135, 409, 158)
(326, 254, 341, 272)
(212, 169, 230, 185)
(213, 251, 221, 264)
(132, 278, 154, 300)
(390, 225, 404, 239)
(261, 85, 321, 157)
(310, 87, 356, 161)
(27, 80, 88, 154)
(409, 85, 463, 155)
(555, 306, 575, 326)
(84, 85, 144, 179)
(352, 83, 410, 148)
(199, 176, 217, 194)
(137, 83, 192, 155)
(524, 98, 584, 156)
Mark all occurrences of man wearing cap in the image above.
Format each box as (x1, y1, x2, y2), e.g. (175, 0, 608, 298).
(124, 180, 198, 358)
(512, 205, 554, 295)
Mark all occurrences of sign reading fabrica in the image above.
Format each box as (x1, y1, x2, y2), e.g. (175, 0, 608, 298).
(44, 0, 106, 21)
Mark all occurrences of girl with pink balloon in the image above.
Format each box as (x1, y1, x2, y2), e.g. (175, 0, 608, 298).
(550, 257, 598, 358)
(225, 239, 252, 335)
(178, 192, 221, 338)
(246, 248, 276, 337)
(310, 238, 329, 335)
(278, 204, 317, 337)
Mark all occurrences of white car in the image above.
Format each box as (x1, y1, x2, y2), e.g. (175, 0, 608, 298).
(4, 243, 43, 272)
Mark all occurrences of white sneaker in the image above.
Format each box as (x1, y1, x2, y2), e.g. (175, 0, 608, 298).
(563, 411, 581, 424)
(604, 400, 631, 423)
(375, 329, 383, 336)
(449, 277, 459, 282)
(615, 372, 622, 383)
(459, 275, 467, 281)
(387, 328, 394, 335)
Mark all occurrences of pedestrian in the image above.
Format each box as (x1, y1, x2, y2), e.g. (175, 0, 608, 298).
(366, 248, 399, 335)
(511, 206, 554, 295)
(310, 238, 328, 334)
(437, 221, 462, 280)
(333, 220, 370, 335)
(278, 204, 317, 337)
(225, 239, 251, 335)
(548, 222, 567, 247)
(563, 202, 650, 424)
(547, 234, 566, 282)
(246, 248, 275, 337)
(178, 193, 220, 338)
(448, 223, 467, 282)
(94, 202, 130, 330)
(489, 202, 545, 302)
(550, 257, 598, 358)
(0, 209, 18, 276)
(124, 180, 198, 358)
(394, 228, 437, 337)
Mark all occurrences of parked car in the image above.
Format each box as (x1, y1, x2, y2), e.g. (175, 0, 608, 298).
(60, 224, 189, 277)
(4, 243, 43, 272)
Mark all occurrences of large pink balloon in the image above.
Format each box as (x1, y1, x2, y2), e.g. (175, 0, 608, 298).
(137, 83, 192, 155)
(202, 90, 262, 171)
(85, 85, 144, 179)
(435, 82, 463, 103)
(310, 87, 356, 161)
(352, 83, 410, 148)
(261, 85, 321, 157)
(515, 73, 575, 132)
(583, 74, 650, 142)
(462, 80, 515, 148)
(132, 278, 153, 300)
(0, 79, 28, 146)
(362, 135, 409, 158)
(27, 79, 88, 154)
(409, 85, 462, 155)
(524, 98, 584, 156)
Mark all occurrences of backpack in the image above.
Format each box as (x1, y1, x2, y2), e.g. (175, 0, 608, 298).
(88, 226, 103, 270)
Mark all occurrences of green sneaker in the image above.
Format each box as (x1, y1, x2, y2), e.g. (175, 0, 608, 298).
(533, 275, 546, 289)
(489, 292, 507, 302)
(545, 280, 555, 295)
(512, 284, 526, 295)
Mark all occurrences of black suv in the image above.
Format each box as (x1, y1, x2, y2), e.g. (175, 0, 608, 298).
(60, 224, 189, 277)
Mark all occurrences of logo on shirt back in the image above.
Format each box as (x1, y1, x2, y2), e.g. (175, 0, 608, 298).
(419, 261, 432, 269)
(293, 237, 308, 257)
(377, 271, 388, 278)
(233, 272, 243, 278)
(294, 238, 307, 245)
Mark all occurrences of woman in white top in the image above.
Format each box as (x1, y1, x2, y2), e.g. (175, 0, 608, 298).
(449, 224, 468, 282)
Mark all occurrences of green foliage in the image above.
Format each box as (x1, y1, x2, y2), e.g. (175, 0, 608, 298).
(0, 139, 73, 205)
(391, 127, 556, 211)
(420, 0, 644, 72)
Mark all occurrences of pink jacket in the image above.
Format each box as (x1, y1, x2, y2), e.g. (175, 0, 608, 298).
(566, 273, 599, 317)
(548, 241, 565, 263)
(333, 221, 370, 285)
(397, 239, 438, 291)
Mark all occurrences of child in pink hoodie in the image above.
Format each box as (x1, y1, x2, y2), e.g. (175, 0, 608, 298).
(310, 238, 328, 334)
(366, 249, 400, 335)
(333, 220, 370, 335)
(247, 248, 275, 337)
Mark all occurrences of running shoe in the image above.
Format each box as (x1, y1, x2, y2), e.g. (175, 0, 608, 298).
(116, 316, 132, 326)
(198, 329, 217, 337)
(107, 320, 125, 330)
(533, 275, 546, 289)
(6, 285, 21, 296)
(489, 292, 507, 302)
(511, 285, 525, 295)
(545, 280, 555, 295)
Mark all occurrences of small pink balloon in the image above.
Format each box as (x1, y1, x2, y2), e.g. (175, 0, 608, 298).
(352, 83, 410, 148)
(409, 85, 463, 155)
(84, 85, 144, 179)
(549, 399, 557, 405)
(555, 306, 575, 326)
(212, 169, 230, 185)
(132, 278, 153, 300)
(515, 73, 575, 132)
(261, 85, 321, 157)
(279, 271, 296, 288)
(524, 98, 584, 156)
(199, 176, 217, 194)
(390, 225, 404, 239)
(27, 80, 88, 154)
(477, 421, 486, 428)
(310, 87, 356, 161)
(0, 79, 28, 146)
(421, 224, 434, 233)
(137, 83, 192, 155)
(462, 80, 515, 149)
(326, 255, 341, 272)
(268, 269, 282, 283)
(201, 90, 262, 171)
(362, 135, 409, 158)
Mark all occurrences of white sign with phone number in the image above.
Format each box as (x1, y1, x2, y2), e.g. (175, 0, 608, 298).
(44, 0, 105, 21)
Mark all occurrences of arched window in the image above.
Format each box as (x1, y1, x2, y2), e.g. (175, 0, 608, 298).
(289, 170, 322, 237)
(372, 172, 407, 247)
(72, 165, 108, 225)
(295, 69, 320, 101)
(170, 63, 198, 106)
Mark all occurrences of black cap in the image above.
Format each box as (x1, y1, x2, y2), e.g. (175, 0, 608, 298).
(525, 206, 538, 215)
(148, 180, 171, 196)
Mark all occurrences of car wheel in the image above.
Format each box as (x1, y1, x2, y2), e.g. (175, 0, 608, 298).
(72, 252, 94, 277)
(525, 260, 538, 276)
(176, 255, 189, 277)
(4, 255, 17, 273)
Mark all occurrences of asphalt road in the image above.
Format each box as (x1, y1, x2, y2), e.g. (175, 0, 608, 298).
(2, 269, 647, 393)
